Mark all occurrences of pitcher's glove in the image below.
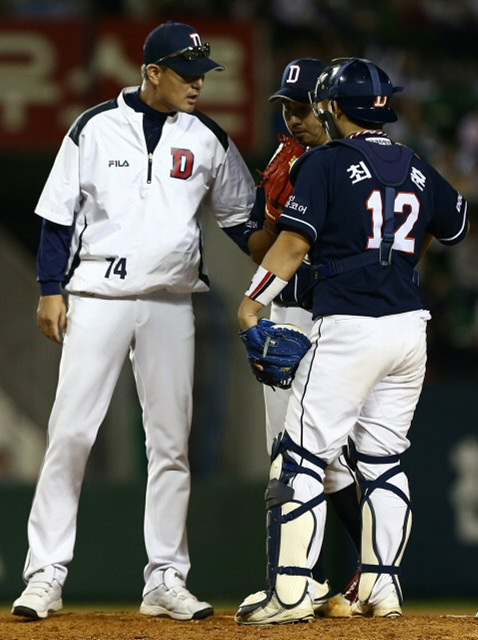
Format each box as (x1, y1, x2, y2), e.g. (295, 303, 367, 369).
(239, 318, 311, 389)
(259, 135, 306, 228)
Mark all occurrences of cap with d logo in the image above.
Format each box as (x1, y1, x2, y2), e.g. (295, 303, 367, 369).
(143, 21, 224, 75)
(269, 58, 327, 104)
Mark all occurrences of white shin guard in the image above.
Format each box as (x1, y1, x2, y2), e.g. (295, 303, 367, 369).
(356, 454, 412, 605)
(274, 501, 315, 606)
(265, 432, 326, 608)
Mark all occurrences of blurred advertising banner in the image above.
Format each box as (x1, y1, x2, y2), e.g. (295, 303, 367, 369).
(0, 19, 268, 153)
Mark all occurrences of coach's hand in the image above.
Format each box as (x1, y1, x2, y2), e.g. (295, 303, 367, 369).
(37, 295, 67, 344)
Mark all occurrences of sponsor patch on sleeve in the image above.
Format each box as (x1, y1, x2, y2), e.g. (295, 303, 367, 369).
(284, 194, 309, 215)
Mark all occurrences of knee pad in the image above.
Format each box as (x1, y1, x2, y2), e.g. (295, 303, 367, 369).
(265, 432, 326, 607)
(355, 451, 412, 604)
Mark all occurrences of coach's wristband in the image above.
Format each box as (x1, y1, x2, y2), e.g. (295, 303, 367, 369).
(245, 265, 288, 306)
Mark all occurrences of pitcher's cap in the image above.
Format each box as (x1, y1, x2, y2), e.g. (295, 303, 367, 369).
(269, 58, 328, 103)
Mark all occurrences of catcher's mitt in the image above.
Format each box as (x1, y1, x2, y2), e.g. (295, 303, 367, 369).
(259, 135, 306, 227)
(239, 318, 311, 389)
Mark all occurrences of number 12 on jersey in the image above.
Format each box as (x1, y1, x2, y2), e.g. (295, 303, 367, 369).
(366, 190, 419, 254)
(105, 257, 128, 279)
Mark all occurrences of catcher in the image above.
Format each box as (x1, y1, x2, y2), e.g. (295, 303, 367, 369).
(238, 56, 468, 626)
(241, 58, 361, 619)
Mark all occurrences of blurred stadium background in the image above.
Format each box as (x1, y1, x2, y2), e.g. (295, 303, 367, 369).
(0, 0, 478, 607)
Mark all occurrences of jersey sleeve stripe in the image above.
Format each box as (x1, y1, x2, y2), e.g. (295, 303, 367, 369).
(437, 200, 468, 244)
(279, 214, 318, 242)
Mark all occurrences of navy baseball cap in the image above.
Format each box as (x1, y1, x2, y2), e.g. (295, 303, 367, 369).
(269, 58, 328, 104)
(143, 22, 224, 75)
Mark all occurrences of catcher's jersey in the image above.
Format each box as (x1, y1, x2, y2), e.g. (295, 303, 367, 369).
(35, 87, 255, 297)
(278, 131, 468, 318)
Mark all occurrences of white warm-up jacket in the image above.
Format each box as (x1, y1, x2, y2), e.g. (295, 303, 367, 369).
(35, 87, 255, 297)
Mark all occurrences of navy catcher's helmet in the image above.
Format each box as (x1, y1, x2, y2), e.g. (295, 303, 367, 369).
(313, 57, 402, 123)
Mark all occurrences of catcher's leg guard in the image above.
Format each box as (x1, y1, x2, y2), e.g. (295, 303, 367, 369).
(267, 432, 327, 607)
(354, 451, 411, 613)
(236, 432, 327, 624)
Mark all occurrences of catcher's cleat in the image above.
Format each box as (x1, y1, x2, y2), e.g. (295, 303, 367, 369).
(235, 590, 314, 625)
(322, 570, 360, 618)
(351, 592, 402, 618)
(12, 568, 63, 620)
(311, 579, 333, 615)
(238, 580, 331, 619)
(140, 568, 213, 621)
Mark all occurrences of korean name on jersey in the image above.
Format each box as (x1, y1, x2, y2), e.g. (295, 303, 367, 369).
(277, 133, 468, 318)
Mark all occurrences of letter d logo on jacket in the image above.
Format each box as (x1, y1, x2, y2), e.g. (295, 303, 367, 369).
(170, 148, 194, 180)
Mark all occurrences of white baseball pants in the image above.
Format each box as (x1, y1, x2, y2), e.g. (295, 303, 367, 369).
(266, 302, 355, 494)
(23, 291, 195, 595)
(284, 309, 430, 603)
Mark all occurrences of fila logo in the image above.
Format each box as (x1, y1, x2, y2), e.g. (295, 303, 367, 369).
(190, 32, 201, 46)
(373, 96, 388, 107)
(108, 160, 129, 167)
(286, 64, 301, 84)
